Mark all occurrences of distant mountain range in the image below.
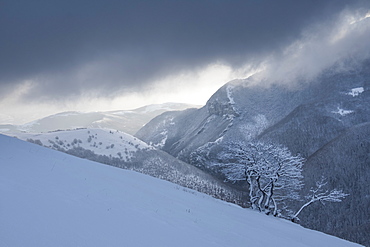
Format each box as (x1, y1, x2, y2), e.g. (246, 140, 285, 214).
(135, 59, 370, 246)
(0, 102, 198, 135)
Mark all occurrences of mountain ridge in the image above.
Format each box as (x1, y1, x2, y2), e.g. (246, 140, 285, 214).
(0, 102, 199, 135)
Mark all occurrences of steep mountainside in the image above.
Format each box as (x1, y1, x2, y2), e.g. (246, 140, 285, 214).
(299, 123, 370, 245)
(137, 82, 309, 162)
(137, 61, 370, 162)
(259, 69, 370, 157)
(135, 59, 370, 246)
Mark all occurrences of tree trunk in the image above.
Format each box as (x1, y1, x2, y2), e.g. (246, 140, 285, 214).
(293, 199, 316, 220)
(264, 179, 274, 215)
(256, 176, 265, 211)
(247, 175, 257, 210)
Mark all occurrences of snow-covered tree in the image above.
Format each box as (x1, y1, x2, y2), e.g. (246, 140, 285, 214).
(292, 177, 349, 221)
(218, 141, 305, 216)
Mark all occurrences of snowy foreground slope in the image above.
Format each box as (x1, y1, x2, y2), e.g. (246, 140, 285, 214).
(11, 128, 241, 202)
(0, 135, 361, 247)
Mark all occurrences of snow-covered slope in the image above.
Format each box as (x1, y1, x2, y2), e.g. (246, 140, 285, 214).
(0, 102, 198, 135)
(11, 128, 242, 204)
(15, 128, 151, 162)
(0, 134, 362, 247)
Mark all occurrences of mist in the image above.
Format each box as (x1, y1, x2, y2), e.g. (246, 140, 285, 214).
(248, 8, 370, 88)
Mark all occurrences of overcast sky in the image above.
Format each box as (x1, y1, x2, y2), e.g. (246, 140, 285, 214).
(1, 0, 369, 124)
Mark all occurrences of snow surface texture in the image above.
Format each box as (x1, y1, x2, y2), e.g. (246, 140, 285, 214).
(0, 134, 362, 247)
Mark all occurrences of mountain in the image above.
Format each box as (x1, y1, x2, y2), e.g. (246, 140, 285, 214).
(0, 102, 198, 135)
(0, 134, 362, 247)
(13, 128, 242, 204)
(299, 123, 370, 245)
(135, 59, 370, 245)
(137, 61, 370, 161)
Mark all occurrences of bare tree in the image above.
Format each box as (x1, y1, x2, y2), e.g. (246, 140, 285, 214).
(218, 141, 305, 216)
(292, 177, 349, 221)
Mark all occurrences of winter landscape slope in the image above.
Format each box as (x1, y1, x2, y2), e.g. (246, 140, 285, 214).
(12, 128, 242, 203)
(135, 59, 370, 245)
(0, 134, 362, 247)
(0, 102, 198, 135)
(15, 128, 152, 162)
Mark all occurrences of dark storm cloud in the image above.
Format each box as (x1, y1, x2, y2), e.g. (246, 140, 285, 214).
(0, 0, 368, 101)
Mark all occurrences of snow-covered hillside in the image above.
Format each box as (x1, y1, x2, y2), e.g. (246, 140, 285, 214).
(15, 128, 151, 162)
(11, 128, 243, 204)
(0, 134, 361, 247)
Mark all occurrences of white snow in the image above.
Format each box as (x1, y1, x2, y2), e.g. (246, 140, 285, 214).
(141, 104, 173, 113)
(332, 107, 354, 116)
(239, 114, 269, 140)
(138, 102, 199, 114)
(346, 87, 364, 97)
(109, 110, 135, 116)
(226, 85, 235, 105)
(52, 111, 82, 117)
(13, 128, 152, 161)
(152, 130, 168, 148)
(17, 119, 40, 132)
(0, 134, 362, 247)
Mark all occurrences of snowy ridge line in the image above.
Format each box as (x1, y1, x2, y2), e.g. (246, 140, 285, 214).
(0, 102, 198, 135)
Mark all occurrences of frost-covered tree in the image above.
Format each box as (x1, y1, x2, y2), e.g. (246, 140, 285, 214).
(292, 177, 348, 221)
(218, 141, 305, 216)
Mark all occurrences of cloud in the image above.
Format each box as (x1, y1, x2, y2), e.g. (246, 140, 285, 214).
(1, 0, 369, 124)
(249, 7, 370, 87)
(0, 0, 361, 102)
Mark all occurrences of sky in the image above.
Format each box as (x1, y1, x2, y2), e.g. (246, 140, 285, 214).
(0, 0, 370, 124)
